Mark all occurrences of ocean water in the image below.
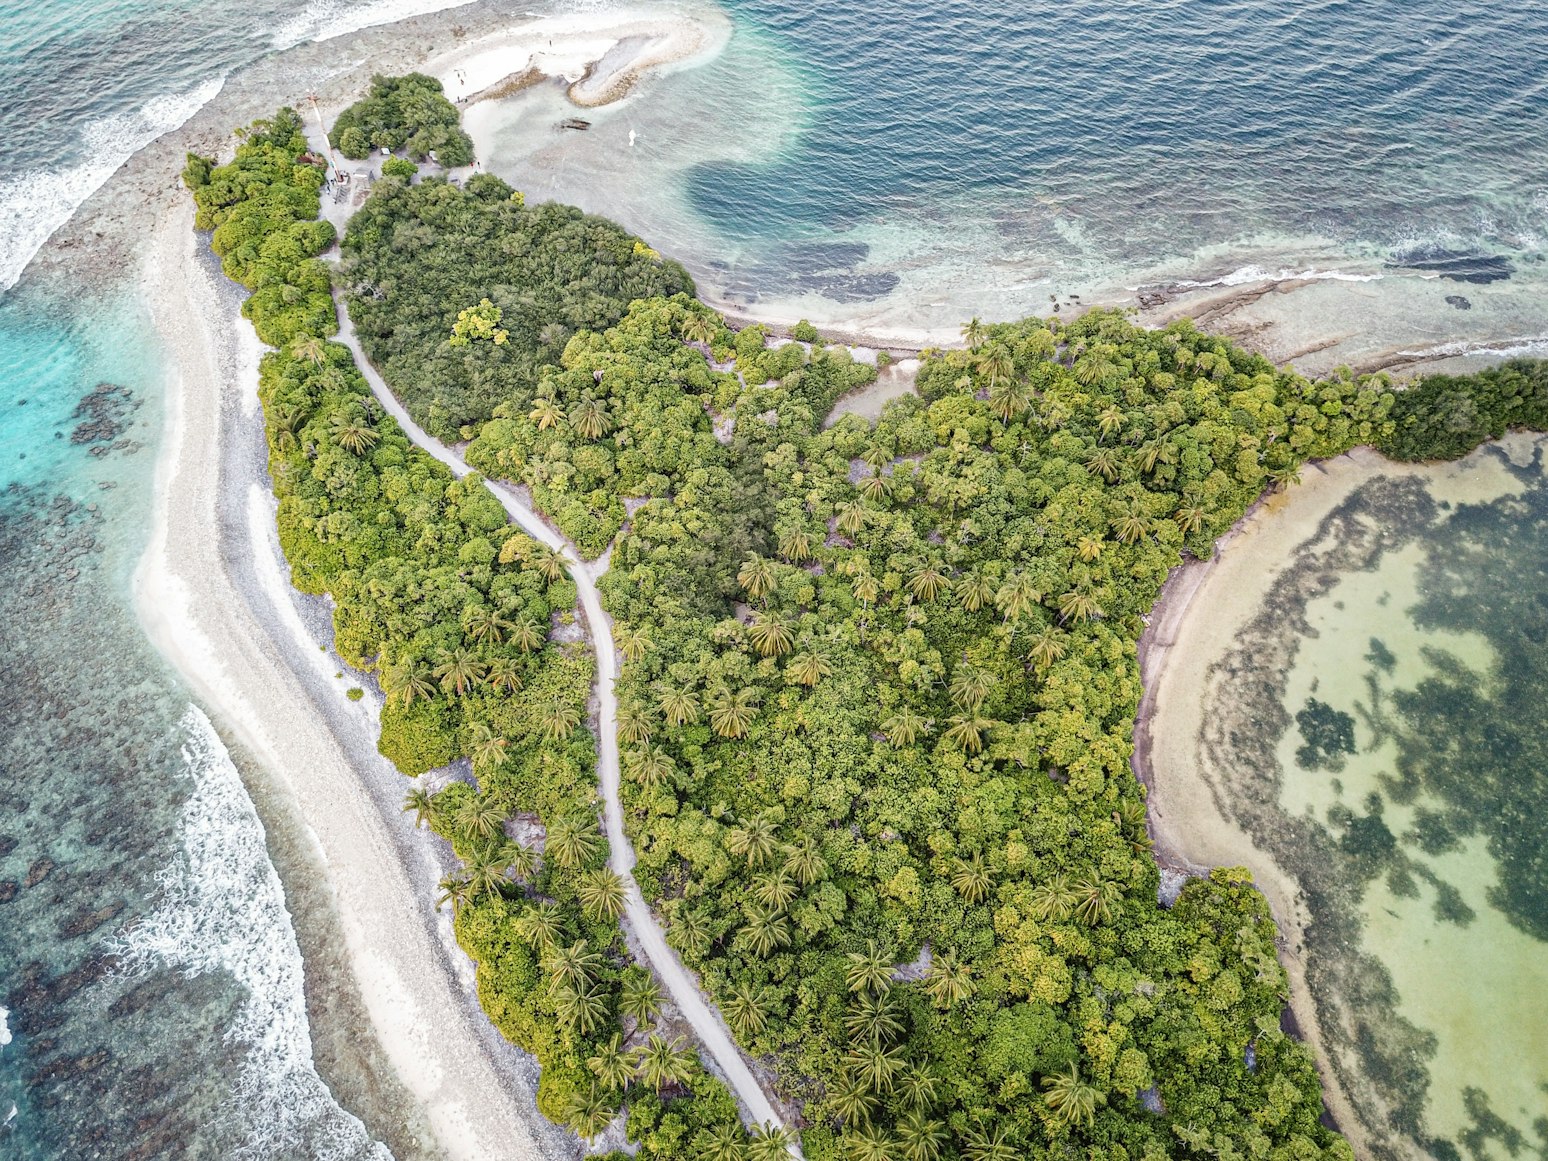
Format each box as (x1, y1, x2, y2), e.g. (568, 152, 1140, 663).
(0, 0, 493, 1154)
(477, 0, 1548, 340)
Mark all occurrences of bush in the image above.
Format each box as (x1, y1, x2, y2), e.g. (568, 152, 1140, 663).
(329, 72, 474, 166)
(380, 156, 418, 180)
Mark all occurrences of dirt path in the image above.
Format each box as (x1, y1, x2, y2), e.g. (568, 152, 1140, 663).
(329, 312, 793, 1142)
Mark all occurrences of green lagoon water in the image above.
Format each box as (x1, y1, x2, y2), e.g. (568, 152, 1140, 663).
(1209, 442, 1548, 1160)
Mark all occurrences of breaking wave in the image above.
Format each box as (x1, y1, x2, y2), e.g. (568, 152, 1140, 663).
(110, 706, 391, 1161)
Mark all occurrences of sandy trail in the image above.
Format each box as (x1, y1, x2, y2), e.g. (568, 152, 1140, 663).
(331, 309, 792, 1139)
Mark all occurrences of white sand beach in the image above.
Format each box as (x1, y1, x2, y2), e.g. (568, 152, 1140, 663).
(134, 200, 576, 1161)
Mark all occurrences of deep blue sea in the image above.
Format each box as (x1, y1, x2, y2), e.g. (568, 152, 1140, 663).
(1, 0, 1545, 1156)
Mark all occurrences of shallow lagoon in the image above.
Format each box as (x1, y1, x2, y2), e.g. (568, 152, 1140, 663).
(1197, 440, 1548, 1159)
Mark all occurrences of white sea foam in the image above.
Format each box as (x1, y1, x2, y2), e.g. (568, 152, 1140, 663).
(111, 706, 391, 1161)
(1164, 264, 1386, 290)
(0, 78, 224, 294)
(0, 1003, 10, 1051)
(271, 0, 481, 48)
(1397, 335, 1548, 361)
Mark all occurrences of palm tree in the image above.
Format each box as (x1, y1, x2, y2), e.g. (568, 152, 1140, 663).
(781, 835, 827, 885)
(1042, 1063, 1106, 1128)
(942, 712, 993, 755)
(617, 700, 653, 744)
(562, 1083, 615, 1139)
(658, 684, 700, 727)
(953, 572, 994, 613)
(539, 693, 581, 742)
(1174, 504, 1206, 536)
(433, 647, 484, 696)
(292, 335, 328, 366)
(836, 573, 871, 612)
(777, 530, 813, 563)
(907, 561, 948, 602)
(786, 650, 832, 687)
(543, 937, 603, 989)
(1027, 629, 1067, 670)
(828, 1071, 877, 1127)
(747, 1125, 794, 1161)
(724, 981, 771, 1039)
(619, 971, 662, 1024)
(466, 721, 508, 770)
(994, 572, 1043, 623)
(747, 611, 794, 658)
(858, 473, 892, 502)
(382, 661, 436, 707)
(961, 317, 988, 349)
(625, 745, 675, 791)
(464, 847, 510, 898)
(843, 1123, 898, 1161)
(895, 1064, 939, 1112)
(1077, 535, 1103, 562)
(402, 787, 433, 828)
(1096, 404, 1126, 437)
(619, 624, 652, 662)
(545, 817, 600, 869)
(845, 989, 904, 1043)
(834, 500, 867, 538)
(554, 981, 609, 1036)
(635, 1034, 694, 1093)
(989, 377, 1034, 423)
(680, 312, 720, 347)
(1057, 589, 1101, 624)
(1073, 353, 1116, 387)
(1112, 503, 1151, 545)
(961, 1121, 1018, 1161)
(737, 555, 778, 601)
(529, 396, 564, 431)
(1085, 446, 1121, 482)
(568, 394, 612, 440)
(587, 1032, 635, 1091)
(509, 618, 545, 654)
(922, 950, 974, 1008)
(503, 841, 537, 881)
(949, 666, 994, 712)
(459, 795, 507, 841)
(708, 686, 759, 738)
(897, 1110, 948, 1161)
(577, 867, 627, 921)
(485, 656, 524, 693)
(752, 868, 797, 910)
(436, 873, 474, 914)
(330, 413, 380, 455)
(845, 940, 894, 995)
(528, 545, 568, 583)
(1073, 877, 1122, 926)
(1029, 875, 1077, 923)
(881, 707, 929, 747)
(694, 1122, 748, 1161)
(950, 853, 992, 904)
(463, 606, 514, 644)
(518, 902, 563, 952)
(669, 905, 711, 955)
(843, 1041, 903, 1093)
(976, 343, 1014, 389)
(741, 905, 791, 956)
(727, 815, 779, 867)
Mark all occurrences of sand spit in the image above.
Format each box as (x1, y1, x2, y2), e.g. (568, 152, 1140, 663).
(437, 8, 732, 110)
(134, 201, 576, 1161)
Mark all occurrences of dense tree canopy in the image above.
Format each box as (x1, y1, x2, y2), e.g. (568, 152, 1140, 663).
(340, 174, 695, 439)
(329, 72, 475, 165)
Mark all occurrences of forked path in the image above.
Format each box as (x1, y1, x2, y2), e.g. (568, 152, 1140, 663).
(331, 312, 792, 1142)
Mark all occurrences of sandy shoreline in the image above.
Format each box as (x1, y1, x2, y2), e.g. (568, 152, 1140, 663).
(133, 201, 576, 1161)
